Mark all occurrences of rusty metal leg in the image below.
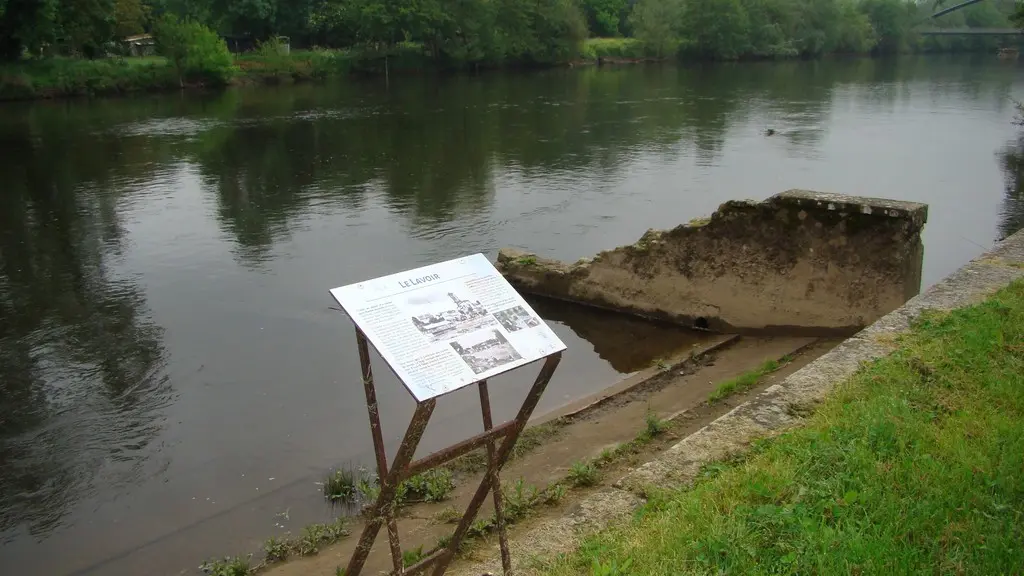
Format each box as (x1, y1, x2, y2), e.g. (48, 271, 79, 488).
(478, 380, 512, 575)
(353, 330, 404, 574)
(430, 353, 562, 576)
(347, 329, 438, 576)
(347, 398, 435, 576)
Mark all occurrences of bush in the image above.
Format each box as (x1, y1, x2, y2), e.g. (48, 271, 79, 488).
(154, 15, 236, 86)
(581, 38, 646, 60)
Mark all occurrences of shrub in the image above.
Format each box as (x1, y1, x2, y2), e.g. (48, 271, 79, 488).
(567, 460, 599, 487)
(153, 15, 235, 86)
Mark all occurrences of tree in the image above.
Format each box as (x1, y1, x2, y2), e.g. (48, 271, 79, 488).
(582, 0, 628, 36)
(630, 0, 681, 57)
(154, 14, 235, 85)
(0, 0, 59, 59)
(113, 0, 147, 38)
(58, 0, 115, 57)
(678, 0, 750, 60)
(860, 0, 914, 54)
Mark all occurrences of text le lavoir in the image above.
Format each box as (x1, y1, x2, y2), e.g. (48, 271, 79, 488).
(399, 274, 440, 289)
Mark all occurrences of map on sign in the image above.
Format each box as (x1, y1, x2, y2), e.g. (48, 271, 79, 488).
(329, 254, 567, 401)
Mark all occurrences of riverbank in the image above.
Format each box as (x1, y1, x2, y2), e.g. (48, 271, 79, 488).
(250, 335, 835, 576)
(446, 229, 1024, 576)
(542, 282, 1024, 574)
(0, 39, 651, 101)
(1, 35, 1017, 102)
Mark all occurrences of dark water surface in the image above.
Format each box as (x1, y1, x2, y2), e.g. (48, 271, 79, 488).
(1, 55, 1022, 575)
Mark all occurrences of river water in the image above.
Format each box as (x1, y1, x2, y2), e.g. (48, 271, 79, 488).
(1, 55, 1022, 575)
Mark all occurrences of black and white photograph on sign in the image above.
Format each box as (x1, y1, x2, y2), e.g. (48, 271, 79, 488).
(450, 330, 523, 375)
(409, 289, 498, 342)
(493, 305, 541, 333)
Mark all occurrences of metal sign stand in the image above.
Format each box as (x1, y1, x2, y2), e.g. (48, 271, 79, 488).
(345, 328, 562, 576)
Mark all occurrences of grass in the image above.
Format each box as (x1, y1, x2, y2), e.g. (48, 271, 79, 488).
(323, 467, 358, 503)
(0, 56, 179, 99)
(402, 545, 425, 568)
(199, 556, 251, 576)
(401, 468, 455, 503)
(581, 38, 647, 61)
(638, 410, 668, 442)
(0, 48, 355, 101)
(515, 255, 538, 266)
(262, 537, 290, 563)
(503, 478, 542, 521)
(430, 505, 462, 524)
(541, 280, 1024, 575)
(707, 356, 790, 403)
(253, 517, 349, 567)
(567, 460, 599, 487)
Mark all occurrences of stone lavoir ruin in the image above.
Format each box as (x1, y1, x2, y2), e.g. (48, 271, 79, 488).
(497, 190, 929, 334)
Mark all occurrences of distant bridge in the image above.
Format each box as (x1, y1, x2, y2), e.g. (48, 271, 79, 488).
(912, 0, 1024, 36)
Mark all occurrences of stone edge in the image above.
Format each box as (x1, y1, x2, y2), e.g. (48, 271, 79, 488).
(449, 229, 1024, 576)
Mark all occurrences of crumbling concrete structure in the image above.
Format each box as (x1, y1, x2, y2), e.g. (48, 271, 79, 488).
(497, 190, 928, 334)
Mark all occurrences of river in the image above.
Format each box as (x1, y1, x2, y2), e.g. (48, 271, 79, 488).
(1, 54, 1022, 575)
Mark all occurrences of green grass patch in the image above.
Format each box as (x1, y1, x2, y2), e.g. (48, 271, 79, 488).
(581, 38, 646, 60)
(199, 555, 251, 576)
(323, 467, 358, 503)
(401, 468, 455, 503)
(542, 280, 1024, 575)
(0, 56, 179, 100)
(515, 255, 538, 266)
(708, 356, 789, 403)
(402, 545, 425, 568)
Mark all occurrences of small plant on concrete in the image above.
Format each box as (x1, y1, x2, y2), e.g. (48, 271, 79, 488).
(568, 460, 599, 487)
(468, 516, 494, 538)
(263, 536, 291, 562)
(652, 358, 670, 371)
(323, 467, 357, 503)
(541, 483, 567, 505)
(709, 357, 785, 403)
(336, 567, 347, 576)
(296, 517, 348, 556)
(640, 410, 668, 441)
(200, 556, 250, 576)
(431, 505, 461, 524)
(516, 255, 537, 266)
(297, 523, 327, 555)
(596, 446, 617, 466)
(356, 474, 381, 503)
(402, 468, 455, 503)
(402, 545, 425, 567)
(435, 532, 454, 550)
(503, 478, 540, 522)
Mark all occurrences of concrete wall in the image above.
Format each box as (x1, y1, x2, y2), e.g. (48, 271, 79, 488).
(497, 190, 928, 334)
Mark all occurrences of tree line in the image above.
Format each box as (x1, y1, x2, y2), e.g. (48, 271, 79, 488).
(0, 0, 1021, 65)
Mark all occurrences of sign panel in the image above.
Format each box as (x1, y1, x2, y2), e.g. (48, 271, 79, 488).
(330, 254, 567, 401)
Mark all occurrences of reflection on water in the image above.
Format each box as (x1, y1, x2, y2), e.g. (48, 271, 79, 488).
(530, 298, 712, 373)
(0, 130, 168, 540)
(998, 133, 1024, 240)
(0, 55, 1022, 575)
